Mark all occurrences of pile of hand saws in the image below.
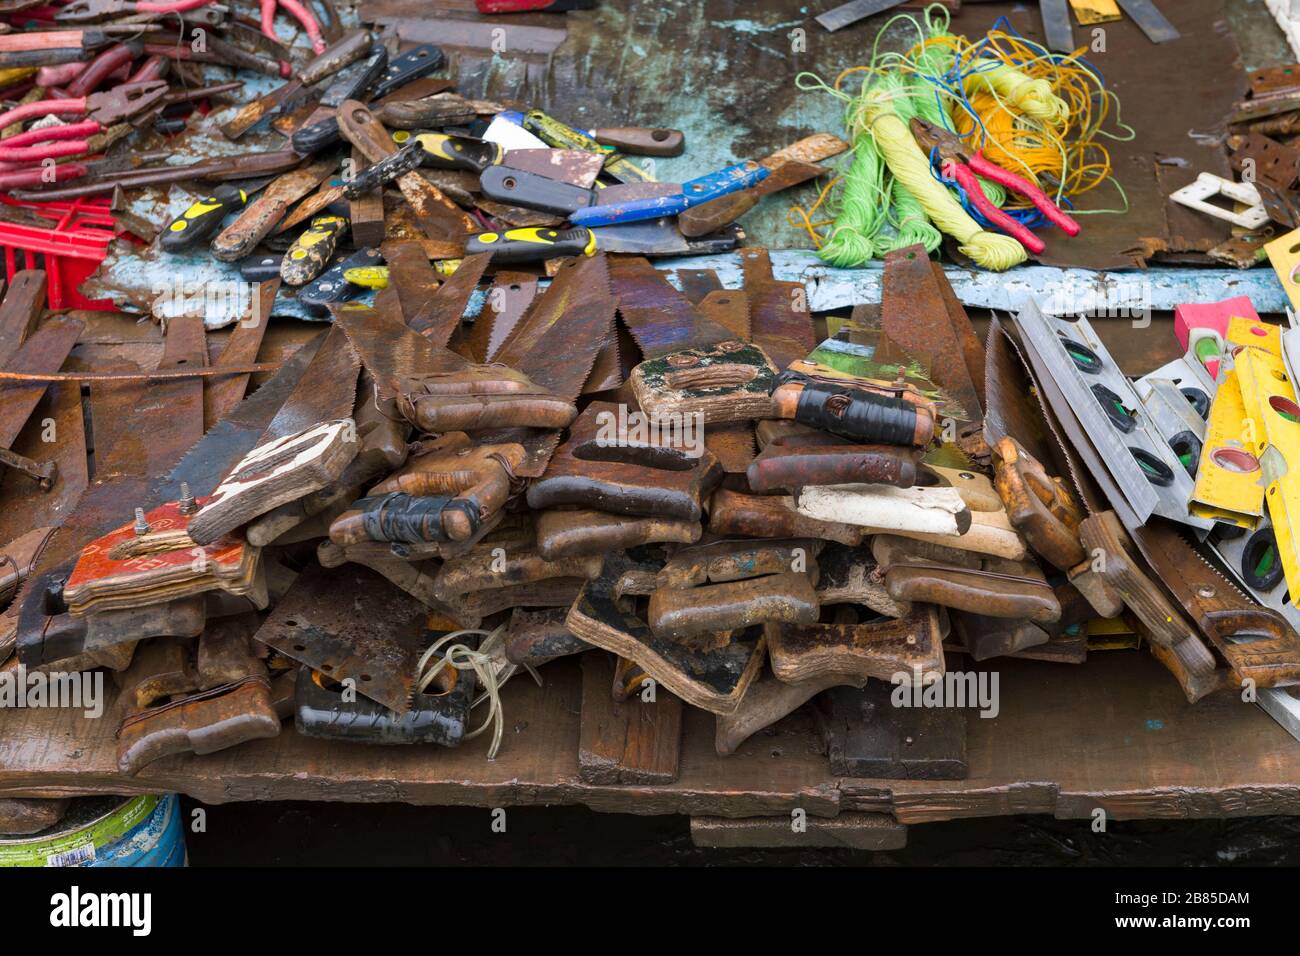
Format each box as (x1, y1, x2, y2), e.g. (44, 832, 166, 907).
(5, 240, 1300, 788)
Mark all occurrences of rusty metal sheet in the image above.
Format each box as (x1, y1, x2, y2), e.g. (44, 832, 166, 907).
(501, 148, 606, 188)
(405, 252, 491, 344)
(253, 562, 431, 713)
(880, 246, 984, 423)
(90, 315, 206, 483)
(608, 256, 735, 360)
(379, 241, 443, 332)
(675, 268, 725, 305)
(255, 324, 358, 445)
(738, 247, 815, 371)
(371, 13, 568, 55)
(1230, 132, 1300, 191)
(0, 380, 87, 556)
(696, 288, 751, 341)
(333, 293, 469, 398)
(161, 334, 325, 502)
(204, 280, 277, 429)
(1250, 64, 1300, 101)
(0, 317, 82, 452)
(460, 272, 537, 364)
(494, 252, 616, 401)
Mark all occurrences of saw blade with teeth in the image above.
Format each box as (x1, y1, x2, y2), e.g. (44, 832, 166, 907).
(482, 252, 619, 476)
(608, 255, 737, 361)
(10, 331, 327, 666)
(385, 246, 492, 345)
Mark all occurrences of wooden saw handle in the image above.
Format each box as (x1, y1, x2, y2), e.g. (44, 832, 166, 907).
(993, 436, 1086, 572)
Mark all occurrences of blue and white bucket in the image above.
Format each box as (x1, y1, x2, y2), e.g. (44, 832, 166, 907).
(0, 794, 186, 867)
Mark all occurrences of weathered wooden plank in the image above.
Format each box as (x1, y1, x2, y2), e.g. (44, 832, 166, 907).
(578, 652, 682, 785)
(2, 653, 1300, 825)
(0, 270, 43, 368)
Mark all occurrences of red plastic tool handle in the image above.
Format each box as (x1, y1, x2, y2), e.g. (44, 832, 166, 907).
(1, 119, 99, 148)
(261, 0, 326, 53)
(950, 162, 1045, 255)
(0, 97, 89, 129)
(0, 139, 89, 164)
(966, 152, 1081, 237)
(0, 162, 88, 188)
(139, 0, 214, 10)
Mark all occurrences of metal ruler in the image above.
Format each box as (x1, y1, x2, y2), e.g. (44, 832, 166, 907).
(1040, 0, 1076, 53)
(1013, 300, 1212, 531)
(814, 0, 909, 32)
(1115, 0, 1180, 44)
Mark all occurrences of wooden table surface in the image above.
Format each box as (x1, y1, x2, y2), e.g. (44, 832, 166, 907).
(3, 650, 1297, 825)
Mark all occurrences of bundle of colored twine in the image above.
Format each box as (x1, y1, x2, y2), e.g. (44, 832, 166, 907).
(793, 5, 1131, 271)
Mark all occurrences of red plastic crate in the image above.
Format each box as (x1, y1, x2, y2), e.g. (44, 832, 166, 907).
(0, 194, 117, 310)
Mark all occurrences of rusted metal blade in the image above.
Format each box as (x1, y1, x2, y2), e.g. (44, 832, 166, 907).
(608, 256, 736, 360)
(378, 241, 440, 331)
(677, 269, 725, 305)
(738, 247, 816, 372)
(203, 279, 277, 429)
(500, 148, 605, 188)
(406, 251, 491, 344)
(494, 252, 616, 400)
(880, 245, 985, 422)
(0, 317, 82, 452)
(332, 295, 470, 403)
(161, 333, 325, 502)
(253, 562, 431, 713)
(457, 272, 537, 364)
(254, 323, 359, 446)
(476, 254, 619, 477)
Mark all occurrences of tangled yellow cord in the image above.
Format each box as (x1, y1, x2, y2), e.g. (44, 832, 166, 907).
(790, 5, 1133, 264)
(916, 29, 1133, 208)
(863, 96, 1026, 270)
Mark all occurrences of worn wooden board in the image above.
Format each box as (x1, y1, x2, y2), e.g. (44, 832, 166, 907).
(578, 651, 682, 785)
(3, 652, 1300, 825)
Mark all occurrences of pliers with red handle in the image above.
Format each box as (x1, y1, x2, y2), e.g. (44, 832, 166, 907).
(909, 117, 1081, 255)
(260, 0, 326, 54)
(56, 0, 217, 21)
(57, 0, 324, 55)
(0, 80, 168, 163)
